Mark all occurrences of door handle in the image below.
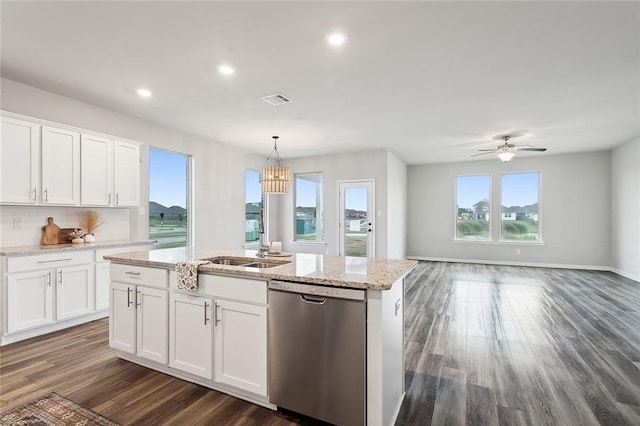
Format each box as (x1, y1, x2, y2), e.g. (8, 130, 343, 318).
(57, 270, 63, 285)
(43, 188, 48, 203)
(204, 302, 211, 325)
(46, 271, 52, 287)
(127, 287, 133, 307)
(32, 188, 37, 202)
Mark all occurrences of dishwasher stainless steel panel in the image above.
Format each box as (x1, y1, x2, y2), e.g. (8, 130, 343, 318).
(268, 281, 366, 426)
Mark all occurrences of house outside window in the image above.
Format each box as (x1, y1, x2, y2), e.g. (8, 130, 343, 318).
(245, 169, 263, 243)
(295, 173, 323, 241)
(455, 175, 491, 240)
(501, 172, 541, 241)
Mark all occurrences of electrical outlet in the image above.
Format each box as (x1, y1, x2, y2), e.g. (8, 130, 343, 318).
(139, 206, 145, 216)
(516, 248, 521, 255)
(13, 217, 24, 230)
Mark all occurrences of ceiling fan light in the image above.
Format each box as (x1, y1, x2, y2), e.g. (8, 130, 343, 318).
(497, 151, 515, 162)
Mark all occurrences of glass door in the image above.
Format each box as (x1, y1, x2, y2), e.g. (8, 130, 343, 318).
(338, 180, 374, 257)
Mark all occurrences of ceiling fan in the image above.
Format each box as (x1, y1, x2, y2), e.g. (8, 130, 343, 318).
(472, 134, 547, 162)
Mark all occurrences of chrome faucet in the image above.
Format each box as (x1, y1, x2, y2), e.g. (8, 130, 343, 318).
(257, 209, 269, 258)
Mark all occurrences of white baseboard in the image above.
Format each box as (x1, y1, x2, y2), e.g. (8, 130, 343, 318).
(610, 268, 640, 283)
(407, 256, 640, 283)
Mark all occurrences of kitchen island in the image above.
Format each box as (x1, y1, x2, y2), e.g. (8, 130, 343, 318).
(105, 247, 417, 426)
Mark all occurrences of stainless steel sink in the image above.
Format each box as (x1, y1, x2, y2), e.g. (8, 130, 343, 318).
(202, 257, 289, 268)
(207, 258, 253, 266)
(242, 262, 283, 269)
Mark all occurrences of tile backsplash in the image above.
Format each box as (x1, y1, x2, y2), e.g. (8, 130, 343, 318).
(0, 205, 130, 247)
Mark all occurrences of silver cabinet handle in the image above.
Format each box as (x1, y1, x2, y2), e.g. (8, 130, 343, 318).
(204, 302, 210, 325)
(214, 303, 221, 326)
(136, 290, 141, 307)
(116, 193, 119, 205)
(43, 188, 48, 202)
(125, 271, 141, 277)
(57, 270, 63, 285)
(46, 271, 52, 287)
(37, 258, 72, 264)
(127, 287, 133, 307)
(32, 187, 37, 202)
(300, 294, 326, 304)
(108, 192, 112, 204)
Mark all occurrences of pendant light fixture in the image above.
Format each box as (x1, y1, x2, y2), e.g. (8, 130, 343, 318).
(260, 136, 292, 194)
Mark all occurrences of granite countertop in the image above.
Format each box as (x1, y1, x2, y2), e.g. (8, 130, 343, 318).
(105, 247, 418, 291)
(0, 240, 155, 256)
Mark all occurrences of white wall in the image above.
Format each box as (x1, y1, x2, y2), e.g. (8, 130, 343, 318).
(611, 137, 640, 281)
(0, 78, 264, 250)
(275, 150, 389, 257)
(386, 151, 407, 259)
(407, 151, 612, 268)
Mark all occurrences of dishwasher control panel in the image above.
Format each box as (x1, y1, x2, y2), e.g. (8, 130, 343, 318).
(269, 280, 365, 301)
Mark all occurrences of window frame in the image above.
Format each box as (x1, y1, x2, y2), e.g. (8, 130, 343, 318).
(148, 147, 192, 249)
(244, 168, 264, 246)
(500, 171, 542, 243)
(454, 174, 492, 242)
(293, 172, 324, 242)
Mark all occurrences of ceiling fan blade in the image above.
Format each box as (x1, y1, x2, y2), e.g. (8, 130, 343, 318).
(518, 147, 547, 152)
(471, 151, 496, 157)
(476, 149, 497, 152)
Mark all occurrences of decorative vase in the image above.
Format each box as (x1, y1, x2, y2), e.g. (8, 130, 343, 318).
(84, 234, 95, 243)
(71, 237, 84, 244)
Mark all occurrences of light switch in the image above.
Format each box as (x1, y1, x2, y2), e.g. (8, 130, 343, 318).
(139, 206, 146, 216)
(377, 210, 382, 217)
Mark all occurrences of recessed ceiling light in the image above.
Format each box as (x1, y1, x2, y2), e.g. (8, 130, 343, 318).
(327, 32, 347, 46)
(218, 64, 235, 76)
(136, 88, 152, 98)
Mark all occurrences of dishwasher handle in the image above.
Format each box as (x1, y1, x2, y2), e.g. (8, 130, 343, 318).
(300, 294, 326, 304)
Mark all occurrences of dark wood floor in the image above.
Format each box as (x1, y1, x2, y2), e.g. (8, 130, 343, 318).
(1, 262, 639, 425)
(398, 262, 640, 425)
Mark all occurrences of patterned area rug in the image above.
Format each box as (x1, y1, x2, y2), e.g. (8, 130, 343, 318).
(0, 392, 120, 426)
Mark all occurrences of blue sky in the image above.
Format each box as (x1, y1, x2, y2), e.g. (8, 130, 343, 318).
(149, 149, 187, 208)
(457, 172, 538, 208)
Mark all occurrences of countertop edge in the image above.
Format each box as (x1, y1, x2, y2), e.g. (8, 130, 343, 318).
(0, 240, 155, 256)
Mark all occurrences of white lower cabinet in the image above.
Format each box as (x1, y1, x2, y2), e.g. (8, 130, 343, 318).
(214, 299, 267, 396)
(6, 263, 93, 334)
(95, 261, 111, 311)
(55, 264, 94, 321)
(7, 270, 54, 333)
(109, 282, 168, 363)
(169, 292, 213, 380)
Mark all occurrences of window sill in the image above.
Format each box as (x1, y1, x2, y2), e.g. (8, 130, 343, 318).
(291, 241, 327, 246)
(452, 239, 545, 246)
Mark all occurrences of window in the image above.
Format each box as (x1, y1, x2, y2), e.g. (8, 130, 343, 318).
(149, 148, 190, 249)
(501, 172, 540, 241)
(245, 169, 263, 243)
(295, 173, 323, 241)
(455, 175, 490, 240)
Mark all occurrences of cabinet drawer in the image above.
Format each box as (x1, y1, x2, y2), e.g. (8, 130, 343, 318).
(111, 263, 167, 288)
(96, 246, 149, 262)
(7, 250, 93, 273)
(173, 273, 266, 304)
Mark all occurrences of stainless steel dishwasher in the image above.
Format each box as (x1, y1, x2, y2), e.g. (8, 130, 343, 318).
(268, 280, 366, 426)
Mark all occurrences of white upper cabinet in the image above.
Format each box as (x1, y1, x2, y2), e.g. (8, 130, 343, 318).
(0, 116, 40, 204)
(41, 126, 80, 205)
(0, 112, 140, 207)
(113, 141, 140, 206)
(81, 134, 113, 206)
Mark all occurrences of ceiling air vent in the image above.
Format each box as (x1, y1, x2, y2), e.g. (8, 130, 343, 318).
(262, 93, 292, 105)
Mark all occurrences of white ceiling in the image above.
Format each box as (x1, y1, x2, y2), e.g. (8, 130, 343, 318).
(1, 1, 639, 164)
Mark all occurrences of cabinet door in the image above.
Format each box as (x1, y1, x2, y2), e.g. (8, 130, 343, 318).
(56, 264, 94, 320)
(109, 282, 135, 353)
(136, 286, 168, 364)
(214, 299, 267, 396)
(0, 116, 40, 204)
(41, 126, 80, 205)
(169, 292, 213, 379)
(113, 141, 139, 206)
(95, 261, 111, 311)
(80, 134, 113, 205)
(6, 270, 53, 333)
